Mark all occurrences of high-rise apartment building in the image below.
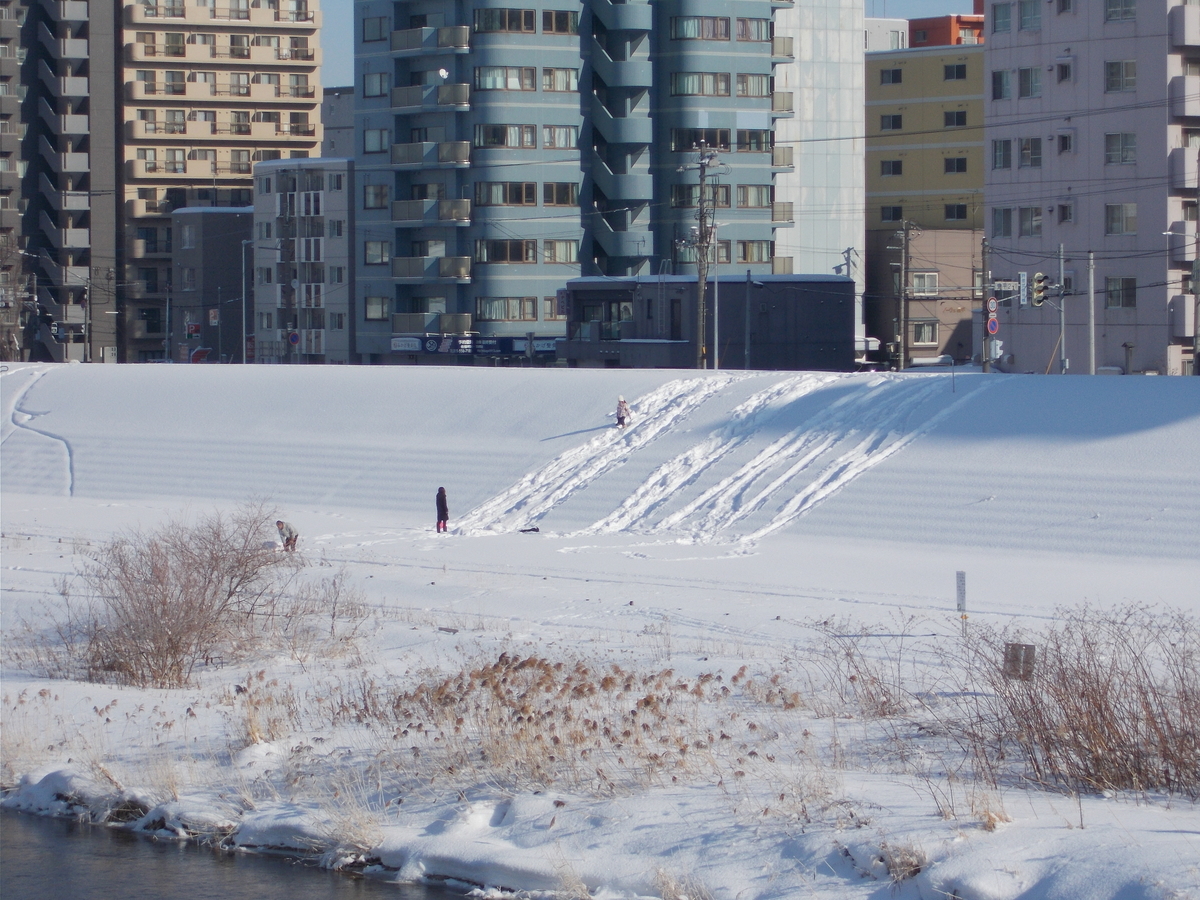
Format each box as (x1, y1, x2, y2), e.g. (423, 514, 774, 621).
(21, 0, 322, 362)
(354, 0, 834, 364)
(1, 0, 25, 360)
(985, 0, 1197, 375)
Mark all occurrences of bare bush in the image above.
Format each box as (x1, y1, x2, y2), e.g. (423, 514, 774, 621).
(964, 604, 1200, 798)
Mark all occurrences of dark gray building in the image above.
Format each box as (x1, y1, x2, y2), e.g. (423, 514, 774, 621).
(170, 207, 252, 363)
(559, 274, 857, 370)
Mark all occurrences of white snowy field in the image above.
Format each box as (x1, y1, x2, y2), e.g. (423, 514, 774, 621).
(1, 362, 1198, 900)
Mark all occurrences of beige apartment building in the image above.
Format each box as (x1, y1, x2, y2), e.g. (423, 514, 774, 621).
(865, 43, 984, 367)
(20, 0, 321, 362)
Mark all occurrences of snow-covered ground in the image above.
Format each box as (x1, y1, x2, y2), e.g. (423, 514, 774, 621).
(2, 363, 1198, 900)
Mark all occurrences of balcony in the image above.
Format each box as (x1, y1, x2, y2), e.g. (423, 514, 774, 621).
(1171, 4, 1200, 48)
(391, 198, 471, 226)
(391, 256, 472, 282)
(126, 198, 173, 217)
(390, 83, 470, 113)
(1169, 76, 1200, 118)
(40, 174, 89, 211)
(1170, 146, 1197, 190)
(42, 0, 89, 21)
(40, 210, 90, 249)
(393, 312, 473, 333)
(129, 3, 318, 27)
(42, 262, 90, 287)
(771, 35, 794, 60)
(589, 96, 653, 145)
(37, 97, 88, 135)
(39, 59, 88, 97)
(127, 158, 210, 179)
(589, 0, 651, 32)
(39, 134, 89, 172)
(1167, 222, 1197, 262)
(129, 317, 165, 339)
(390, 140, 471, 168)
(771, 145, 794, 169)
(390, 24, 470, 54)
(771, 92, 794, 115)
(127, 80, 194, 101)
(298, 329, 324, 354)
(771, 201, 794, 224)
(277, 122, 317, 136)
(127, 119, 193, 140)
(130, 238, 172, 258)
(39, 21, 89, 58)
(771, 256, 793, 275)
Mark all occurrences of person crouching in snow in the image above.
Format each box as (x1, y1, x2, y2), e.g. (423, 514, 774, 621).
(276, 520, 298, 551)
(615, 396, 632, 428)
(436, 487, 449, 533)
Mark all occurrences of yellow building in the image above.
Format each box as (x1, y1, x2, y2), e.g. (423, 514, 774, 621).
(865, 44, 983, 232)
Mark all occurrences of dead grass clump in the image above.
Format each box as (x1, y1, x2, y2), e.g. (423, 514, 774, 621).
(965, 604, 1200, 798)
(878, 840, 926, 883)
(652, 869, 714, 900)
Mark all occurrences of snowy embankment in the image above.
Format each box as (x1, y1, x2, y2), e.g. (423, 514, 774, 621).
(2, 363, 1199, 900)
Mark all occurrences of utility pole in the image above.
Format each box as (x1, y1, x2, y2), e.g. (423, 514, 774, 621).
(897, 220, 913, 371)
(1194, 142, 1200, 374)
(1088, 251, 1095, 375)
(1058, 243, 1067, 374)
(981, 237, 990, 373)
(678, 145, 720, 369)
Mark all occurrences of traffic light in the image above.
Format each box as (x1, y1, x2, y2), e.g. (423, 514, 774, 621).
(1031, 272, 1047, 306)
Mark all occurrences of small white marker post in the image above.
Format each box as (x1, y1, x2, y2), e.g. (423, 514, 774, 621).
(956, 570, 967, 637)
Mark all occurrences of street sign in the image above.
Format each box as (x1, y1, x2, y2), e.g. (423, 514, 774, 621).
(1018, 271, 1029, 306)
(288, 331, 300, 345)
(987, 297, 998, 314)
(987, 317, 1000, 335)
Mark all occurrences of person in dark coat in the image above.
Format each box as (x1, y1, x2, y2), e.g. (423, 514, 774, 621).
(436, 487, 449, 533)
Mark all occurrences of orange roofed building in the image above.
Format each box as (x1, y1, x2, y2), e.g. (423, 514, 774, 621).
(909, 0, 985, 47)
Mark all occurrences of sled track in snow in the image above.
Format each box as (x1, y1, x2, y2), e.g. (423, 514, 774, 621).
(456, 376, 741, 534)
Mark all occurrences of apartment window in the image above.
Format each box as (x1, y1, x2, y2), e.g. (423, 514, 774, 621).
(329, 313, 345, 330)
(258, 312, 273, 330)
(1105, 203, 1137, 234)
(1058, 132, 1073, 153)
(473, 8, 535, 32)
(364, 296, 388, 320)
(676, 242, 731, 265)
(912, 273, 939, 295)
(737, 74, 771, 97)
(945, 204, 968, 221)
(165, 71, 185, 94)
(737, 241, 774, 263)
(993, 207, 1013, 237)
(1105, 276, 1136, 308)
(1018, 206, 1042, 237)
(738, 185, 773, 207)
(258, 176, 272, 194)
(544, 182, 578, 205)
(544, 240, 578, 263)
(229, 149, 250, 173)
(670, 72, 731, 96)
(542, 68, 578, 92)
(257, 222, 272, 241)
(944, 157, 967, 173)
(475, 239, 536, 263)
(993, 2, 1011, 31)
(1058, 0, 1073, 11)
(475, 66, 536, 90)
(1105, 61, 1136, 92)
(992, 70, 1011, 100)
(475, 182, 537, 206)
(543, 10, 579, 34)
(880, 114, 902, 131)
(364, 128, 389, 152)
(913, 322, 938, 345)
(736, 130, 772, 151)
(364, 241, 391, 264)
(944, 110, 967, 128)
(1018, 67, 1041, 98)
(257, 266, 273, 285)
(671, 16, 730, 39)
(880, 68, 902, 84)
(363, 184, 388, 208)
(181, 268, 197, 291)
(913, 30, 928, 42)
(1105, 0, 1135, 21)
(476, 297, 537, 321)
(945, 64, 967, 80)
(993, 139, 1012, 168)
(363, 16, 388, 40)
(327, 220, 344, 238)
(474, 124, 537, 148)
(881, 206, 903, 222)
(363, 72, 388, 97)
(1104, 132, 1136, 164)
(1058, 203, 1074, 223)
(544, 297, 565, 320)
(671, 128, 731, 151)
(328, 173, 343, 191)
(1018, 137, 1042, 167)
(1018, 0, 1040, 30)
(1057, 59, 1074, 82)
(542, 125, 578, 148)
(880, 160, 903, 176)
(671, 184, 730, 208)
(737, 18, 771, 41)
(179, 224, 196, 249)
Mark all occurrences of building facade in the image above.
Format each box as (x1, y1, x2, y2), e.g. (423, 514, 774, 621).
(1, 0, 25, 360)
(321, 84, 354, 155)
(252, 156, 356, 364)
(985, 0, 1197, 375)
(20, 0, 322, 362)
(353, 0, 829, 365)
(169, 206, 252, 362)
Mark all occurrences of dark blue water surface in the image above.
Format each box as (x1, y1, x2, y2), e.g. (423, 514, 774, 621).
(0, 808, 462, 900)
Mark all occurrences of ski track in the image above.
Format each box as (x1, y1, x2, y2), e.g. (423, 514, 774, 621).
(1, 366, 74, 496)
(455, 376, 740, 534)
(583, 373, 844, 534)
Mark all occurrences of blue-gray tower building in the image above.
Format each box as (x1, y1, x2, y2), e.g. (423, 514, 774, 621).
(354, 0, 795, 361)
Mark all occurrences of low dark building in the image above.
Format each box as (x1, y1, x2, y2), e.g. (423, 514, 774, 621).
(558, 274, 857, 370)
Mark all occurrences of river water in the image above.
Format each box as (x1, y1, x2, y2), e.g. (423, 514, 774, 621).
(0, 808, 462, 899)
